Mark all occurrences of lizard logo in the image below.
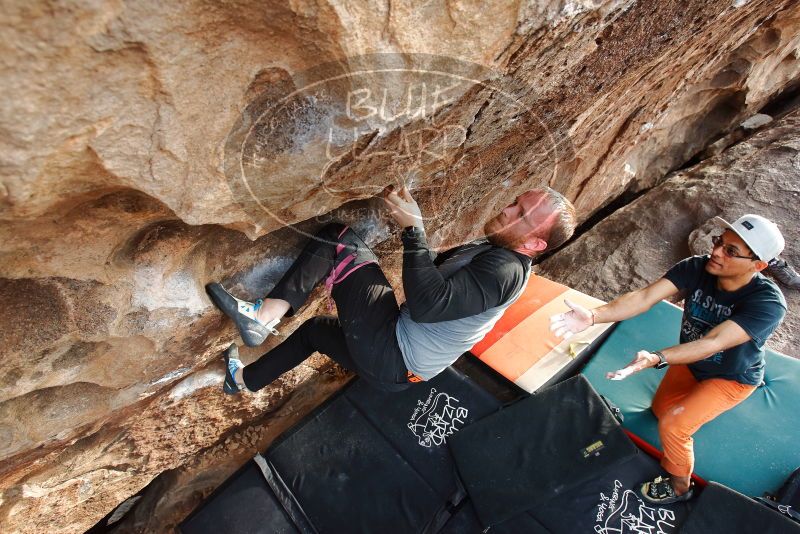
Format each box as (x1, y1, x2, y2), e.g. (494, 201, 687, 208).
(407, 387, 469, 448)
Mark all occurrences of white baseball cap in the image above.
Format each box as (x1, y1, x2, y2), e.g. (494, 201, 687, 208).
(714, 214, 785, 262)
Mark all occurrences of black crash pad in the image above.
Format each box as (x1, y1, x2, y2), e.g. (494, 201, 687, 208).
(439, 501, 550, 534)
(530, 449, 691, 533)
(263, 367, 501, 532)
(681, 481, 800, 533)
(342, 366, 500, 501)
(181, 366, 500, 534)
(180, 459, 299, 534)
(448, 375, 639, 528)
(266, 394, 446, 532)
(438, 446, 692, 533)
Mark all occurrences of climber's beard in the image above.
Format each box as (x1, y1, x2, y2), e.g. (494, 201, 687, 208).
(483, 218, 528, 250)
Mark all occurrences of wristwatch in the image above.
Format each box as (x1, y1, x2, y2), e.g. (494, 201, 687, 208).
(652, 350, 669, 369)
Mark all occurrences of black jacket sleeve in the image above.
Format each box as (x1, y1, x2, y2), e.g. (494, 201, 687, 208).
(401, 227, 529, 323)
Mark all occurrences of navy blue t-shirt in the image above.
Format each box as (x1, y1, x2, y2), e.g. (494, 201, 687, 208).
(664, 255, 786, 385)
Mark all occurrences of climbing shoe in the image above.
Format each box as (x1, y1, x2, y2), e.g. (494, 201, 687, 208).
(206, 283, 280, 347)
(222, 344, 245, 395)
(767, 258, 800, 290)
(640, 475, 694, 505)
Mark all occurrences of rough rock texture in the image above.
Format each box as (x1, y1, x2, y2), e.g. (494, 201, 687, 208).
(1, 1, 799, 532)
(538, 107, 800, 355)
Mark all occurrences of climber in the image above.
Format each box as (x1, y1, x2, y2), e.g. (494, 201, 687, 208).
(550, 214, 786, 505)
(207, 185, 576, 394)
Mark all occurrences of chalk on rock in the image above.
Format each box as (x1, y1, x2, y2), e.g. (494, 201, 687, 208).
(740, 113, 773, 130)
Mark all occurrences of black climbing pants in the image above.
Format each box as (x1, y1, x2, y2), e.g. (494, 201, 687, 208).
(242, 223, 411, 392)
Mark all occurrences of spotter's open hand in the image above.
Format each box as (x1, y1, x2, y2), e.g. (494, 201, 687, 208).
(550, 299, 594, 339)
(606, 350, 659, 380)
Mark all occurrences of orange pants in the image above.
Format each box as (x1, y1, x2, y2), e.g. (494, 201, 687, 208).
(651, 365, 755, 478)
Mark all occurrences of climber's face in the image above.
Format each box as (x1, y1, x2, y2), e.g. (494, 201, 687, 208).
(484, 189, 555, 254)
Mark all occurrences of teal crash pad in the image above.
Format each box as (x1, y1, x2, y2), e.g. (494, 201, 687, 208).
(582, 301, 800, 497)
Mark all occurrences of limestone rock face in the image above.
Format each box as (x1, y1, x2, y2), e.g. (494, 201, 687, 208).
(538, 107, 800, 355)
(1, 1, 799, 532)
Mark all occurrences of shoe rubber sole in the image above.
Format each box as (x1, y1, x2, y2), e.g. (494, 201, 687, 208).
(640, 480, 694, 505)
(206, 282, 269, 347)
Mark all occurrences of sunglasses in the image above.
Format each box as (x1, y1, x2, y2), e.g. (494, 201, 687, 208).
(711, 235, 758, 260)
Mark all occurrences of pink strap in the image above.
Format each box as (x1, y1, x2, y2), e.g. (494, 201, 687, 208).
(324, 254, 356, 291)
(332, 260, 375, 285)
(323, 225, 378, 311)
(324, 254, 352, 311)
(324, 258, 378, 311)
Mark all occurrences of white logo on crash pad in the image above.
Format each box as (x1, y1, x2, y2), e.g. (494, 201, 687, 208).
(594, 480, 677, 534)
(407, 387, 468, 448)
